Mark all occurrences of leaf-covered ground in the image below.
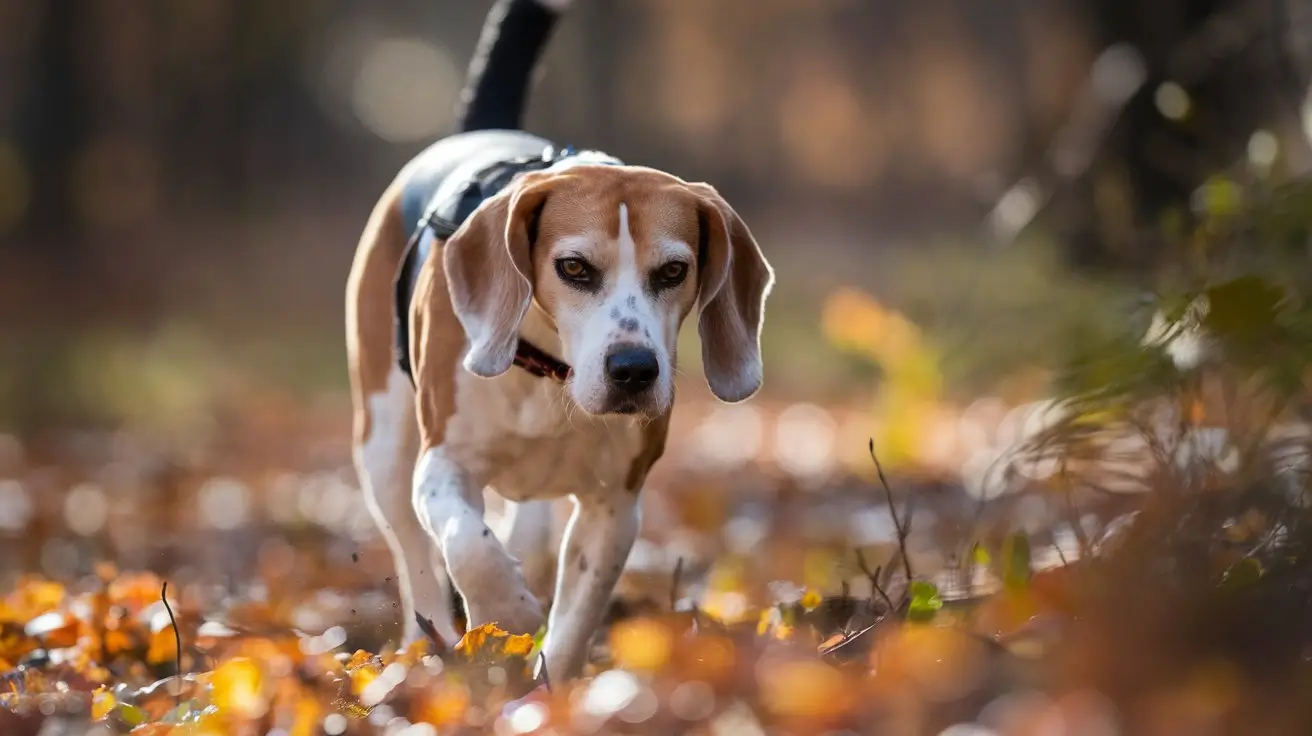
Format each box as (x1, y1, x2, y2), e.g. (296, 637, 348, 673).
(4, 405, 1312, 736)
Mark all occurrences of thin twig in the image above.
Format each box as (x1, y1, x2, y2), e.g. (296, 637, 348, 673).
(1058, 464, 1092, 561)
(869, 439, 914, 593)
(160, 581, 182, 707)
(670, 557, 684, 611)
(414, 613, 448, 655)
(536, 652, 552, 694)
(817, 620, 881, 657)
(855, 550, 896, 615)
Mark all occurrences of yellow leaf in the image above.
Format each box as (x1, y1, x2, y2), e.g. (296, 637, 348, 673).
(91, 687, 115, 721)
(455, 622, 525, 659)
(290, 694, 322, 736)
(211, 657, 268, 720)
(801, 589, 823, 611)
(609, 618, 673, 671)
(405, 638, 433, 662)
(344, 649, 374, 669)
(349, 662, 382, 696)
(8, 577, 65, 619)
(501, 633, 534, 658)
(455, 623, 496, 657)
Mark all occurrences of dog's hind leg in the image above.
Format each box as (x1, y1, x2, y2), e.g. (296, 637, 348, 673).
(354, 368, 461, 646)
(347, 189, 460, 647)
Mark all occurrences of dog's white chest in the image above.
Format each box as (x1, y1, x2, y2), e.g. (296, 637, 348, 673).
(443, 366, 644, 501)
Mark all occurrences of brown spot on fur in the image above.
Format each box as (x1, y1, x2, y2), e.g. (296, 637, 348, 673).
(625, 412, 671, 491)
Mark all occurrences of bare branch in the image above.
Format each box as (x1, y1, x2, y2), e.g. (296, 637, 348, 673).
(869, 439, 914, 594)
(160, 581, 182, 707)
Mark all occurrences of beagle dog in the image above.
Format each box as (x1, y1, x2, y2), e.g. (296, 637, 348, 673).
(345, 0, 773, 680)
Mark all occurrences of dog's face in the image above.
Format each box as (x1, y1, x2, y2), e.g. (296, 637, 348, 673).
(443, 164, 774, 417)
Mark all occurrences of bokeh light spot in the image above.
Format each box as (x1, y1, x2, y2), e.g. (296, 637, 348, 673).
(64, 483, 109, 537)
(352, 38, 459, 143)
(198, 476, 251, 530)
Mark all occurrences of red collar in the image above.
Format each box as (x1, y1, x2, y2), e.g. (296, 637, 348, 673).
(513, 338, 572, 383)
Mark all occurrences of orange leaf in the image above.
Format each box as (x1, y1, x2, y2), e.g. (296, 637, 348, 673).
(454, 622, 518, 658)
(106, 573, 165, 614)
(104, 629, 135, 658)
(758, 658, 855, 719)
(412, 682, 470, 727)
(145, 625, 178, 665)
(501, 633, 534, 659)
(610, 618, 674, 671)
(7, 576, 65, 619)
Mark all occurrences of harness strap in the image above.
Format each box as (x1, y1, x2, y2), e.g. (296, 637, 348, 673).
(396, 146, 581, 386)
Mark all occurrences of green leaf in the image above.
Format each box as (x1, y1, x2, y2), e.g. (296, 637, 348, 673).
(1219, 557, 1264, 591)
(1000, 533, 1032, 592)
(1198, 176, 1244, 222)
(1202, 275, 1286, 338)
(528, 623, 548, 659)
(906, 580, 943, 622)
(114, 703, 147, 727)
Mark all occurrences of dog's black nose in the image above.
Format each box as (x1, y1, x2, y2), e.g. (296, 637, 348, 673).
(605, 345, 659, 394)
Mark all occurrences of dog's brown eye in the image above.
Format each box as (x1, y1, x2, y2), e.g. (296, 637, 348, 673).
(656, 261, 688, 286)
(556, 257, 594, 285)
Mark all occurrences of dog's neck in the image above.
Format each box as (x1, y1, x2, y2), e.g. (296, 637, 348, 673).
(520, 301, 565, 359)
(514, 301, 571, 382)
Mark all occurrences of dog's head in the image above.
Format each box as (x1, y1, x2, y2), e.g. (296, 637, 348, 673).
(443, 164, 774, 416)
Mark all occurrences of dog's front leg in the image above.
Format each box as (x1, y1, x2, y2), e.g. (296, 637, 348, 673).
(413, 448, 545, 636)
(540, 493, 640, 680)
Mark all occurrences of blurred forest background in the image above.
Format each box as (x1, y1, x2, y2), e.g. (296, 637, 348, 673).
(3, 0, 1310, 435)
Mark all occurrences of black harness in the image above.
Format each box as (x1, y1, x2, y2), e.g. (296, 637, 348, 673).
(393, 144, 619, 385)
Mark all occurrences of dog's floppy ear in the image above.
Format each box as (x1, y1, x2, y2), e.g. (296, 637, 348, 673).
(443, 171, 558, 377)
(689, 182, 775, 403)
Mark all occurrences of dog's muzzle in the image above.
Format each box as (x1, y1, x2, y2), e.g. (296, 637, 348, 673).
(604, 344, 659, 398)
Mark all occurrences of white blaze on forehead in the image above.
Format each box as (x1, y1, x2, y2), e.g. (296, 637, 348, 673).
(616, 203, 636, 280)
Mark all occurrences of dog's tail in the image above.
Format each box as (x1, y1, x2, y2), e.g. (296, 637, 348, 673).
(454, 0, 571, 133)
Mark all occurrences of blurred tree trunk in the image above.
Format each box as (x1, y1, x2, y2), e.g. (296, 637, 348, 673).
(19, 0, 89, 251)
(583, 1, 620, 149)
(1058, 0, 1307, 272)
